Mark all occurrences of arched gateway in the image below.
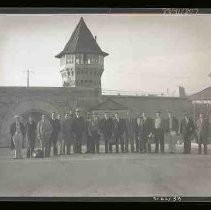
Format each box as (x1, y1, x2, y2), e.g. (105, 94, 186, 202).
(0, 100, 60, 147)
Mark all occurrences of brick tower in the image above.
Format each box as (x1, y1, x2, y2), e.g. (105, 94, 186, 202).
(55, 17, 108, 92)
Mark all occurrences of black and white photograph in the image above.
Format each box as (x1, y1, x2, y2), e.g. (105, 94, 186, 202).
(0, 9, 211, 200)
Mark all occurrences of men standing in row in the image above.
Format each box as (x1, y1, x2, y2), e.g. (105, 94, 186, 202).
(100, 112, 113, 153)
(196, 113, 208, 155)
(153, 111, 165, 153)
(50, 112, 61, 156)
(165, 111, 179, 154)
(180, 113, 195, 154)
(37, 114, 53, 157)
(72, 109, 85, 154)
(26, 115, 37, 158)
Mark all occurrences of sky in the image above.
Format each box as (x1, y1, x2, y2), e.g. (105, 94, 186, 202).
(0, 14, 211, 95)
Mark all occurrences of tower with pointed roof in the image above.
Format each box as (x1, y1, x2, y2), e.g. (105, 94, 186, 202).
(55, 17, 108, 91)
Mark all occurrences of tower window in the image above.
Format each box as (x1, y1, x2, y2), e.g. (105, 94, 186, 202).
(76, 54, 84, 64)
(66, 54, 74, 64)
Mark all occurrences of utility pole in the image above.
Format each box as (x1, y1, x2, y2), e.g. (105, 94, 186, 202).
(23, 69, 34, 87)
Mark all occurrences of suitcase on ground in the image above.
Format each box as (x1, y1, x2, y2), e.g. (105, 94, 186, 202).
(32, 149, 44, 158)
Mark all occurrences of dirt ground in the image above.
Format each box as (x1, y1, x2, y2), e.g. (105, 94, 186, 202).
(0, 144, 211, 197)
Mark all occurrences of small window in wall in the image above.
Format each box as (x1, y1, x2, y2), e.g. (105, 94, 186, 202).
(81, 80, 83, 84)
(71, 71, 74, 76)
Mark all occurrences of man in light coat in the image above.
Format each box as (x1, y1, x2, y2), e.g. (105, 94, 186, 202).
(165, 111, 179, 153)
(37, 114, 53, 157)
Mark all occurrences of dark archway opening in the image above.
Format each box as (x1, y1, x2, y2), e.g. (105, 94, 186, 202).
(21, 110, 51, 125)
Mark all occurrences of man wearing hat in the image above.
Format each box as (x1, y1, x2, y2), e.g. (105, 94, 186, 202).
(72, 108, 85, 153)
(10, 115, 26, 159)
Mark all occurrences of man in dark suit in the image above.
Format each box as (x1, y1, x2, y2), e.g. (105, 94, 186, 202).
(141, 112, 153, 153)
(50, 112, 61, 156)
(134, 113, 142, 152)
(62, 113, 73, 155)
(26, 115, 36, 158)
(87, 112, 101, 153)
(72, 108, 85, 154)
(165, 111, 179, 153)
(100, 112, 114, 153)
(125, 111, 135, 152)
(152, 111, 165, 153)
(113, 113, 126, 153)
(180, 113, 195, 154)
(196, 113, 209, 155)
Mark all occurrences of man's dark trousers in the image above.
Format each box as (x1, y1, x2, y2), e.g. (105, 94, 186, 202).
(198, 134, 208, 154)
(105, 136, 112, 153)
(154, 128, 164, 153)
(184, 135, 191, 154)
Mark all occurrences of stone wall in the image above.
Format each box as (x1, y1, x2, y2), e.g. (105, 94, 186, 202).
(0, 86, 192, 147)
(0, 86, 99, 147)
(102, 95, 192, 122)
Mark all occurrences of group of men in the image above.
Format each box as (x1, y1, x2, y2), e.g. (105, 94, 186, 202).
(10, 109, 209, 159)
